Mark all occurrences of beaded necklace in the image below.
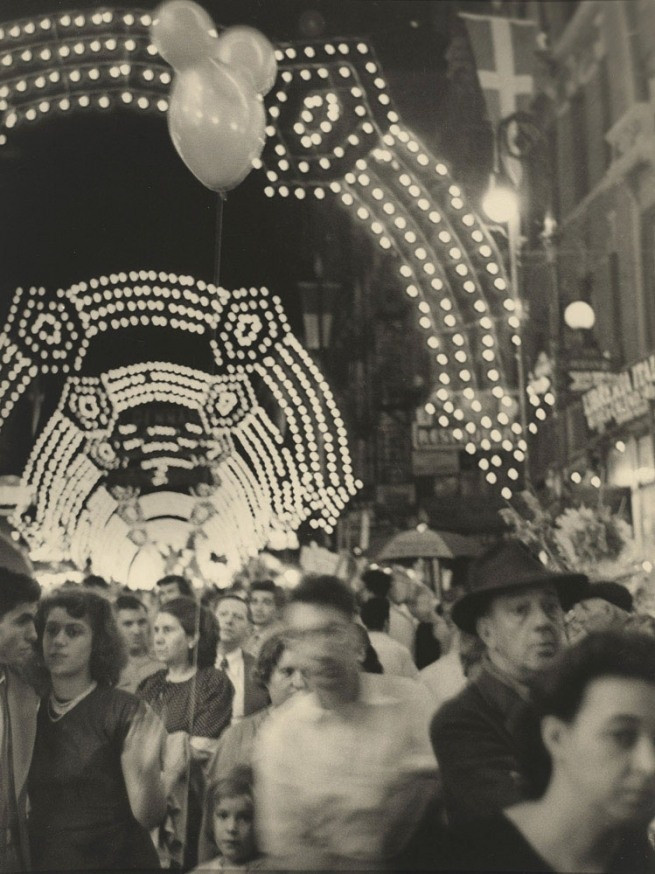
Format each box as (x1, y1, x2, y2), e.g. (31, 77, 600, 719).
(47, 681, 98, 722)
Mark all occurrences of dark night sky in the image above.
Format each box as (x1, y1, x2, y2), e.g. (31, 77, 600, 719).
(0, 0, 454, 305)
(0, 0, 469, 473)
(0, 0, 464, 339)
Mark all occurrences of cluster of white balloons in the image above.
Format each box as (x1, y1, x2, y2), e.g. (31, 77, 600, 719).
(151, 0, 278, 192)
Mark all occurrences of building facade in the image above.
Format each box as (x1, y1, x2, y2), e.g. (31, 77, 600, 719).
(527, 0, 655, 553)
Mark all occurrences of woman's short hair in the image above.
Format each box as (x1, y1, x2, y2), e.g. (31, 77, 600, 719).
(535, 631, 655, 724)
(36, 587, 126, 685)
(251, 632, 287, 689)
(157, 596, 218, 668)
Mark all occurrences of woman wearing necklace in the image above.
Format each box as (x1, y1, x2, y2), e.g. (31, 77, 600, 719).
(27, 587, 169, 871)
(137, 596, 234, 870)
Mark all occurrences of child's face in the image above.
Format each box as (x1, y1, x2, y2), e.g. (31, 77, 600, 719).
(213, 794, 256, 864)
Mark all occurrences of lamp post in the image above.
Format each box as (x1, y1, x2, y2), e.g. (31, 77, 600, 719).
(482, 122, 531, 487)
(485, 158, 601, 496)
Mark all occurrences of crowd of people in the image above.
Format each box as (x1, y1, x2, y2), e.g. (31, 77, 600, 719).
(1, 536, 655, 872)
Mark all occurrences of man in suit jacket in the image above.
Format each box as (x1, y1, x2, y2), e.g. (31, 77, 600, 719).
(214, 594, 269, 722)
(0, 546, 41, 872)
(430, 540, 588, 825)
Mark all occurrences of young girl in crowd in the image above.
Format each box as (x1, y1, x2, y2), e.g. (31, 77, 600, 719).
(192, 766, 263, 872)
(197, 631, 307, 862)
(27, 588, 167, 871)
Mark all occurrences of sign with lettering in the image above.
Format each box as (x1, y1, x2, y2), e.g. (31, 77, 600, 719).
(567, 369, 613, 393)
(582, 354, 655, 431)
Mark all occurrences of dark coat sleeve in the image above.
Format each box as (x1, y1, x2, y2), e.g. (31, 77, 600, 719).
(192, 668, 234, 738)
(429, 687, 528, 824)
(243, 652, 270, 716)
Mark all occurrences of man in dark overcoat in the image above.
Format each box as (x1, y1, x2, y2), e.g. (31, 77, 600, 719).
(430, 539, 588, 824)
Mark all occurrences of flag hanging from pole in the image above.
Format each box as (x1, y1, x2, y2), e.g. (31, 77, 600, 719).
(458, 12, 538, 187)
(459, 12, 538, 128)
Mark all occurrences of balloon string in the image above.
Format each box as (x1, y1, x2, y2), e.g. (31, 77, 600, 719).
(211, 192, 226, 386)
(178, 192, 226, 861)
(213, 193, 225, 292)
(178, 605, 202, 865)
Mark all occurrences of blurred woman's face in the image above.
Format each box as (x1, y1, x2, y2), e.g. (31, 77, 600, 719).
(153, 611, 192, 668)
(548, 676, 655, 826)
(266, 648, 307, 707)
(43, 607, 93, 680)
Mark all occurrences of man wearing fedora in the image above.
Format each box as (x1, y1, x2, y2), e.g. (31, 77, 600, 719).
(430, 539, 588, 825)
(0, 536, 41, 872)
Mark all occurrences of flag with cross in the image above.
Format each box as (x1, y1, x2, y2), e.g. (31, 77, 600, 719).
(459, 12, 538, 186)
(460, 12, 538, 126)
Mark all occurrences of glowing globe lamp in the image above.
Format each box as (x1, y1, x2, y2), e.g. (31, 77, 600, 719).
(482, 174, 519, 224)
(563, 300, 595, 330)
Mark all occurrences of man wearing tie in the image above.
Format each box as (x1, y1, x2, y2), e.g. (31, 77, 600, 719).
(214, 594, 268, 723)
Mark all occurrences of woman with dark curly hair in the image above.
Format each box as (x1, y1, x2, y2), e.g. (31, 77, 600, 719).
(438, 632, 655, 872)
(27, 587, 168, 871)
(137, 596, 234, 870)
(197, 631, 307, 863)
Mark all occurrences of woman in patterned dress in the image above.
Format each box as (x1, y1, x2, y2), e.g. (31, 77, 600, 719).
(137, 596, 234, 870)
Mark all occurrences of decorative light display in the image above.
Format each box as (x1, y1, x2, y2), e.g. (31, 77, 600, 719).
(2, 275, 360, 586)
(0, 8, 549, 499)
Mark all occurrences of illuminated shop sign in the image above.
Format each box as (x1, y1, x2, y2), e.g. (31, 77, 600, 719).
(582, 355, 655, 431)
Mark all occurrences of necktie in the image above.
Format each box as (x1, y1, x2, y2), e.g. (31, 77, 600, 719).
(220, 657, 229, 672)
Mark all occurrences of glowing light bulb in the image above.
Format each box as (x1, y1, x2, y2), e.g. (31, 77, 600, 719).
(482, 174, 519, 224)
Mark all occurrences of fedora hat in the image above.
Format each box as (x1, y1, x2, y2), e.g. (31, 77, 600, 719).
(451, 539, 589, 635)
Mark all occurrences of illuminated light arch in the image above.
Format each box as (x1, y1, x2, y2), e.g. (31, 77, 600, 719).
(0, 8, 544, 499)
(3, 276, 359, 582)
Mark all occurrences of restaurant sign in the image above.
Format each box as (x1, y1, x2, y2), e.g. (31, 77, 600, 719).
(582, 354, 655, 431)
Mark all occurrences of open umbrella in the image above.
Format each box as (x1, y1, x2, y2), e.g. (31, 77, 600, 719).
(377, 527, 484, 561)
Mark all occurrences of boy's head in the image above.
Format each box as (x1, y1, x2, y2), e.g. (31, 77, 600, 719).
(285, 574, 360, 696)
(210, 766, 257, 865)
